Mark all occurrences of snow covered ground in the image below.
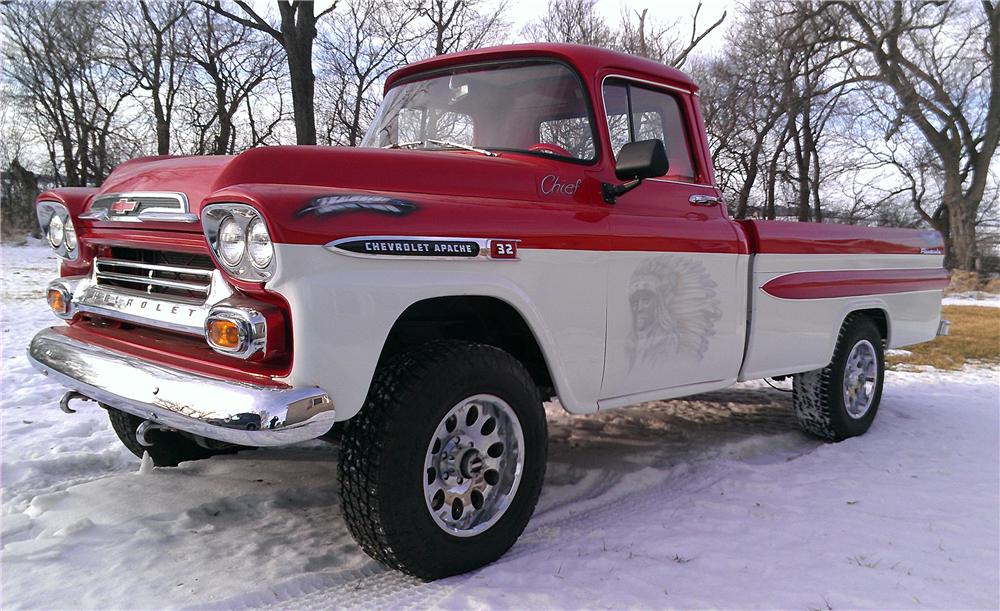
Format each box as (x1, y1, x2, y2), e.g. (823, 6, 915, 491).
(942, 292, 1000, 308)
(2, 242, 998, 610)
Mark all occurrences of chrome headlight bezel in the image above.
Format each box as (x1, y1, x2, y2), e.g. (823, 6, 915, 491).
(37, 201, 79, 260)
(202, 203, 276, 282)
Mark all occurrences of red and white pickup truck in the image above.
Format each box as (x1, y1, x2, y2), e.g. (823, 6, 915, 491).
(29, 43, 949, 579)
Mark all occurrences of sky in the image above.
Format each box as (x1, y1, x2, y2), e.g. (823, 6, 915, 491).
(506, 0, 731, 51)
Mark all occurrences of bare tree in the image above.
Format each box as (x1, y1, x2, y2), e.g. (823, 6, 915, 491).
(522, 0, 613, 47)
(618, 2, 726, 68)
(109, 0, 191, 155)
(183, 4, 286, 154)
(816, 1, 1000, 270)
(2, 0, 141, 185)
(695, 7, 786, 219)
(318, 0, 422, 146)
(198, 0, 338, 146)
(415, 0, 508, 56)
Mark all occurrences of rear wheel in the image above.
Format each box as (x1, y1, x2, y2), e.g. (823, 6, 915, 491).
(793, 315, 885, 441)
(107, 407, 247, 467)
(339, 340, 547, 580)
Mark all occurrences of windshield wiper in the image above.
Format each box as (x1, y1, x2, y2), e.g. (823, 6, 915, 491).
(384, 139, 497, 157)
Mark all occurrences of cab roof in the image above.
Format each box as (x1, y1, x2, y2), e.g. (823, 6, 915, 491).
(383, 43, 699, 94)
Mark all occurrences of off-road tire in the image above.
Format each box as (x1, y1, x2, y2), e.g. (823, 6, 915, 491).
(107, 407, 246, 467)
(793, 315, 885, 441)
(339, 340, 547, 580)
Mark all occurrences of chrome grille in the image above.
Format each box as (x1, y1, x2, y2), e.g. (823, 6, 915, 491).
(94, 248, 215, 300)
(90, 192, 187, 215)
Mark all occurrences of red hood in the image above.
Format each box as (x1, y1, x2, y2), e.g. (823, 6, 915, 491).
(97, 154, 234, 211)
(94, 146, 577, 217)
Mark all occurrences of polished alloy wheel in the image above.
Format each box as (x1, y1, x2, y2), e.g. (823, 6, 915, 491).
(423, 394, 525, 537)
(842, 339, 878, 419)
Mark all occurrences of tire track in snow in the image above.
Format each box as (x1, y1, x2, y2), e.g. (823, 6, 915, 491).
(256, 392, 815, 609)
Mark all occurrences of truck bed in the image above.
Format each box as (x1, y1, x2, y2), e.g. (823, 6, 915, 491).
(736, 220, 949, 380)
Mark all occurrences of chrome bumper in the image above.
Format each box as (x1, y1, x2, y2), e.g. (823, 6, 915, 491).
(27, 327, 334, 447)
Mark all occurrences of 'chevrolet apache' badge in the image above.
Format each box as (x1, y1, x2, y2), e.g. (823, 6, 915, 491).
(334, 238, 481, 258)
(326, 236, 520, 261)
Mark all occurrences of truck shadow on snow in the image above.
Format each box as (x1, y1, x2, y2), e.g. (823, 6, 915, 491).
(5, 385, 817, 608)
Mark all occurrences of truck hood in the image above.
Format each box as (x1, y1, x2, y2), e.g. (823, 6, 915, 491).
(93, 146, 582, 228)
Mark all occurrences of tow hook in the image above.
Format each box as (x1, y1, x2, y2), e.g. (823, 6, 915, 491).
(59, 391, 92, 414)
(135, 420, 172, 447)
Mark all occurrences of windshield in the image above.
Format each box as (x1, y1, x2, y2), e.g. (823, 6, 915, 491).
(361, 61, 597, 161)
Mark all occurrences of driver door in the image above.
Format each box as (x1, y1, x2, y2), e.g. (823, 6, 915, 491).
(598, 78, 747, 403)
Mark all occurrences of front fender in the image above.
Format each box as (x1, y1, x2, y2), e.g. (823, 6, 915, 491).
(267, 243, 607, 420)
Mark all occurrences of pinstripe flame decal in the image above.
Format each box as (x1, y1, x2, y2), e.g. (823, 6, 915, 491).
(761, 268, 950, 300)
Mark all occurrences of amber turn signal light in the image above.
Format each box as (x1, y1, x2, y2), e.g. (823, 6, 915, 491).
(47, 288, 68, 315)
(207, 318, 242, 350)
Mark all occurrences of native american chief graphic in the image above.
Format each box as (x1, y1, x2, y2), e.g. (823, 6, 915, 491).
(626, 257, 722, 370)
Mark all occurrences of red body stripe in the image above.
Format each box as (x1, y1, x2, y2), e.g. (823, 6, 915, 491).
(761, 268, 950, 300)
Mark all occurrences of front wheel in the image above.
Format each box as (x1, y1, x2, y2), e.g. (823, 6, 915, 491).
(338, 340, 547, 580)
(793, 315, 885, 441)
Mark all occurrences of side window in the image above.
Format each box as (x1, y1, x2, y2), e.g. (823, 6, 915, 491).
(603, 82, 630, 155)
(602, 80, 697, 181)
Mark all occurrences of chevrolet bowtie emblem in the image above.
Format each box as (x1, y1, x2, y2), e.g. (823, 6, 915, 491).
(110, 198, 138, 214)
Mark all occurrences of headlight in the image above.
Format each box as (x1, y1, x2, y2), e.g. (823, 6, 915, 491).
(201, 203, 276, 281)
(47, 214, 64, 247)
(218, 216, 246, 266)
(246, 217, 273, 268)
(36, 201, 79, 260)
(63, 220, 77, 251)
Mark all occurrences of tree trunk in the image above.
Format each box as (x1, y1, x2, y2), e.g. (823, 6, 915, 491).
(278, 1, 319, 146)
(735, 153, 759, 219)
(944, 192, 978, 271)
(285, 38, 317, 145)
(152, 94, 170, 155)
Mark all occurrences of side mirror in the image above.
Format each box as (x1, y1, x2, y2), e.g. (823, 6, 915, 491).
(602, 139, 669, 204)
(615, 139, 669, 180)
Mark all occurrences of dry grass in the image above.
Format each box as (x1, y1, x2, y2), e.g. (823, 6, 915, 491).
(887, 305, 1000, 370)
(946, 271, 1000, 294)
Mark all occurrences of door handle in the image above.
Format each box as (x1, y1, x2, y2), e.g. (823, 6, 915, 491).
(689, 194, 723, 206)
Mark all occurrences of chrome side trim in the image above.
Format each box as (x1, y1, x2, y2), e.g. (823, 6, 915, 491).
(137, 210, 199, 223)
(28, 328, 334, 447)
(79, 209, 108, 220)
(325, 235, 520, 261)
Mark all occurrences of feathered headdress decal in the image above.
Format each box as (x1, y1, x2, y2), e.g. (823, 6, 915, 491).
(626, 256, 722, 369)
(297, 194, 417, 217)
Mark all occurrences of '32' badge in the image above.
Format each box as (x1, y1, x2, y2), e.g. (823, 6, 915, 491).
(490, 240, 518, 259)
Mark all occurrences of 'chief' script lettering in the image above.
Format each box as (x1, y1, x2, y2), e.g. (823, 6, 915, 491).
(540, 174, 582, 196)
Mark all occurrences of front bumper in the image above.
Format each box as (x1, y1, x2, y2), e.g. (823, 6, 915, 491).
(28, 327, 334, 447)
